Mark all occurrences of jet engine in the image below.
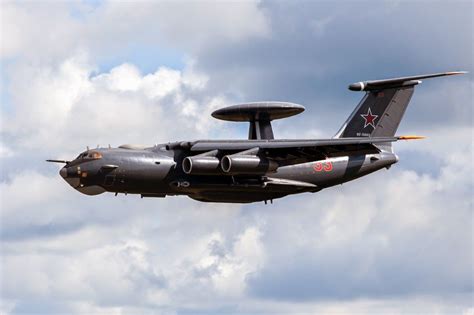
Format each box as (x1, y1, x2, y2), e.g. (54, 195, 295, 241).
(221, 154, 278, 175)
(182, 156, 220, 175)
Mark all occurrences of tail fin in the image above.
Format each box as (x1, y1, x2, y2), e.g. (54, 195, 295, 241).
(334, 71, 466, 138)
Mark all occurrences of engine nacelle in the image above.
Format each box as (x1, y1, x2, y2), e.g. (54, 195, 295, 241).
(221, 155, 278, 175)
(182, 156, 220, 175)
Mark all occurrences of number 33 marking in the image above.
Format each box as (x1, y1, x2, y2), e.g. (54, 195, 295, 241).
(313, 161, 333, 172)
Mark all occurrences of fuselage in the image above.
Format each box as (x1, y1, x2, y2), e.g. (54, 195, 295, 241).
(59, 144, 398, 203)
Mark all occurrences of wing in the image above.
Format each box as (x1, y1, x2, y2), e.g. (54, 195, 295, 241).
(169, 137, 398, 167)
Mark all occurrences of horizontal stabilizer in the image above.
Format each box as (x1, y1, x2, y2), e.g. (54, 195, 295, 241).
(348, 71, 467, 91)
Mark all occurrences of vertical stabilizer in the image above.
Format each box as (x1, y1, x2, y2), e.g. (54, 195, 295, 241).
(335, 71, 466, 139)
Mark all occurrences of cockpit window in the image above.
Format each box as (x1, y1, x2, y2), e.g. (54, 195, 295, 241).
(76, 151, 102, 161)
(89, 151, 102, 159)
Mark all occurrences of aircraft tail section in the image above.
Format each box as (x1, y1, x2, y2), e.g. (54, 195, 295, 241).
(334, 71, 466, 139)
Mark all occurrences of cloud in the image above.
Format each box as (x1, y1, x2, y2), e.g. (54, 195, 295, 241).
(247, 147, 473, 302)
(191, 1, 472, 123)
(1, 1, 270, 61)
(1, 55, 233, 161)
(1, 144, 471, 313)
(0, 1, 472, 314)
(1, 203, 265, 313)
(0, 142, 14, 158)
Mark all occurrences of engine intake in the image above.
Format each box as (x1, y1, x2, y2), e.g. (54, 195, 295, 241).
(221, 155, 277, 174)
(182, 156, 220, 175)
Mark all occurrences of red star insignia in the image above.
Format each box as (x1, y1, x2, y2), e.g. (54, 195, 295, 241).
(361, 108, 378, 129)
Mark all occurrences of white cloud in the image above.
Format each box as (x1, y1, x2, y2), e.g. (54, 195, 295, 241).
(0, 1, 472, 314)
(1, 144, 472, 313)
(1, 57, 472, 313)
(246, 141, 472, 304)
(0, 1, 270, 60)
(96, 63, 143, 92)
(208, 227, 265, 297)
(0, 142, 14, 158)
(0, 202, 263, 312)
(1, 55, 231, 157)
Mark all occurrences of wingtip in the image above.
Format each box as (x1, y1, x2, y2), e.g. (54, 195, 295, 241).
(446, 71, 468, 75)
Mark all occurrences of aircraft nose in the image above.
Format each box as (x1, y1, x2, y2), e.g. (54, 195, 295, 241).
(59, 166, 80, 188)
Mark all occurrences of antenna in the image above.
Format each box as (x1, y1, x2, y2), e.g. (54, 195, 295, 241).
(211, 102, 305, 140)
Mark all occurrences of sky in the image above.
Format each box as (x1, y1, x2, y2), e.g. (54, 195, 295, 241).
(0, 0, 473, 314)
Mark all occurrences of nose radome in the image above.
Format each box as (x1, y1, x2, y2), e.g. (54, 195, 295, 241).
(60, 167, 67, 178)
(60, 166, 80, 188)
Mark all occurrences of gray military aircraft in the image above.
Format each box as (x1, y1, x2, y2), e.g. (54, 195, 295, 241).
(48, 71, 465, 203)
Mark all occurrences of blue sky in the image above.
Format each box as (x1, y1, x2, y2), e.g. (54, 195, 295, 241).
(0, 1, 472, 314)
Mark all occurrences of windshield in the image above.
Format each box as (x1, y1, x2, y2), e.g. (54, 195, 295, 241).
(75, 151, 103, 161)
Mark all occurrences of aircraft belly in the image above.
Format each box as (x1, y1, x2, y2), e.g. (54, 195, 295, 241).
(189, 191, 288, 203)
(168, 176, 310, 202)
